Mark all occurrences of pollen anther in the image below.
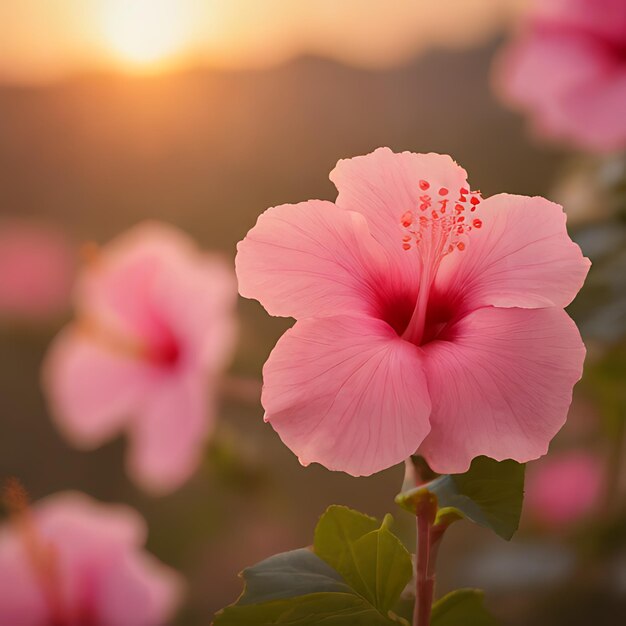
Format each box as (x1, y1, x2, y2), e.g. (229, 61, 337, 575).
(400, 185, 482, 261)
(400, 211, 414, 227)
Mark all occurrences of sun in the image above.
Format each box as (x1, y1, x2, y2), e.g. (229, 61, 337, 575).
(101, 0, 193, 71)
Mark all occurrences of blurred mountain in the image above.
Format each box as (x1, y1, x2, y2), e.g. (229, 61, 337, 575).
(0, 41, 563, 253)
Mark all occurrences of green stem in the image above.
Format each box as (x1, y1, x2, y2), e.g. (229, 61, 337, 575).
(413, 498, 437, 626)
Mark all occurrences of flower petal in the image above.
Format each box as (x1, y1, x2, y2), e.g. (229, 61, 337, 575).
(35, 491, 147, 548)
(150, 253, 238, 371)
(0, 218, 73, 320)
(536, 0, 626, 51)
(127, 376, 211, 494)
(76, 221, 197, 343)
(236, 200, 387, 319)
(0, 530, 47, 624)
(418, 307, 586, 474)
(330, 147, 468, 272)
(99, 552, 183, 626)
(43, 328, 150, 447)
(436, 194, 590, 310)
(497, 29, 607, 121)
(525, 451, 603, 528)
(554, 70, 626, 152)
(262, 315, 431, 476)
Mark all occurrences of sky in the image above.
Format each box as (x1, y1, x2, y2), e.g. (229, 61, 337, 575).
(0, 0, 524, 83)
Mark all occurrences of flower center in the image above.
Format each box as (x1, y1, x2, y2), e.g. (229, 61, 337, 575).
(398, 181, 482, 345)
(378, 288, 458, 345)
(78, 317, 182, 369)
(608, 37, 626, 63)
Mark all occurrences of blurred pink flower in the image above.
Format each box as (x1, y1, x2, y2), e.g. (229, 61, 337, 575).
(525, 451, 604, 528)
(0, 218, 74, 321)
(237, 148, 589, 476)
(43, 222, 237, 494)
(0, 489, 182, 626)
(496, 0, 626, 153)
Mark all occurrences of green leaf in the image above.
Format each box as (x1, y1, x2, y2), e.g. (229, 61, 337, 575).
(314, 506, 413, 613)
(235, 548, 353, 605)
(214, 506, 413, 625)
(396, 457, 525, 540)
(215, 592, 397, 625)
(213, 549, 391, 625)
(431, 589, 499, 626)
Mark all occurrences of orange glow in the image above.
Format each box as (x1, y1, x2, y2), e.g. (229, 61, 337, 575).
(0, 0, 525, 83)
(100, 0, 195, 72)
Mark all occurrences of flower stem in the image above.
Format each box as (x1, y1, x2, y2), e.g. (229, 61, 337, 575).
(413, 496, 437, 626)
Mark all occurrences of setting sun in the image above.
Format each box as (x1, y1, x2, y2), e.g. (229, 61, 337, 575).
(101, 0, 194, 71)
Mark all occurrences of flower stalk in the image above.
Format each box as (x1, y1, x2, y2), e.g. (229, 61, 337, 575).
(414, 493, 437, 626)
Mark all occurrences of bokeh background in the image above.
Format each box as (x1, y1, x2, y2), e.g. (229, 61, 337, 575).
(1, 1, 625, 624)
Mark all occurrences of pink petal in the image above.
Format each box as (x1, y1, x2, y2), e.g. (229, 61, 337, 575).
(536, 0, 626, 49)
(436, 194, 590, 310)
(419, 307, 586, 474)
(0, 219, 74, 321)
(262, 315, 431, 476)
(497, 30, 608, 117)
(0, 530, 46, 625)
(150, 253, 237, 371)
(43, 328, 151, 448)
(554, 69, 626, 152)
(525, 451, 604, 528)
(236, 200, 388, 319)
(35, 492, 146, 550)
(76, 222, 198, 344)
(99, 552, 183, 626)
(127, 376, 211, 494)
(330, 147, 468, 276)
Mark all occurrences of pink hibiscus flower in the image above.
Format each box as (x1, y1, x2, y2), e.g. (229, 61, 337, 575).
(0, 218, 74, 322)
(43, 222, 237, 494)
(0, 488, 182, 626)
(525, 451, 604, 528)
(236, 148, 590, 476)
(496, 0, 626, 153)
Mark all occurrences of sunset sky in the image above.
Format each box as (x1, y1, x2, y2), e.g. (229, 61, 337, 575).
(0, 0, 523, 83)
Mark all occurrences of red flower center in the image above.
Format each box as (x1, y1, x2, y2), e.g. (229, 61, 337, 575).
(383, 181, 482, 345)
(146, 325, 182, 368)
(78, 317, 182, 369)
(608, 38, 626, 63)
(377, 287, 460, 346)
